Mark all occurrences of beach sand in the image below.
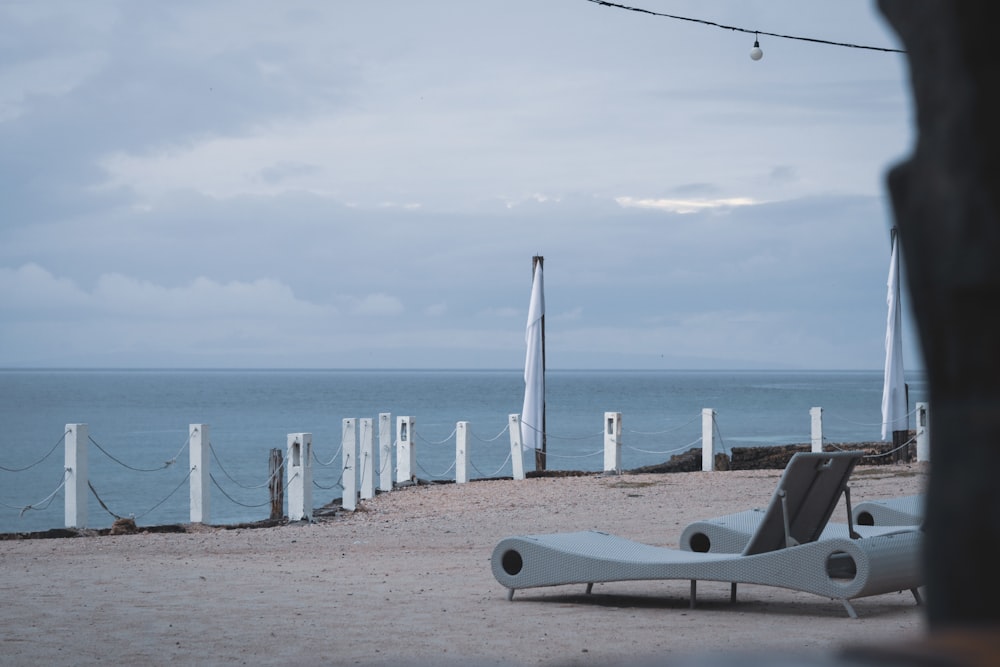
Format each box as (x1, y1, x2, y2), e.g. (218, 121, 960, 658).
(0, 464, 928, 666)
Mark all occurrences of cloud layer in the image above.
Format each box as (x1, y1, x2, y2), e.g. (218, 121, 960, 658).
(0, 1, 919, 370)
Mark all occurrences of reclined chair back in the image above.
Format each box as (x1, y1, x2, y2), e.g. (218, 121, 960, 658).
(741, 451, 862, 556)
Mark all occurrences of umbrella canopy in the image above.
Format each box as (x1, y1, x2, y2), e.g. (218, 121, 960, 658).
(521, 260, 545, 450)
(881, 231, 907, 441)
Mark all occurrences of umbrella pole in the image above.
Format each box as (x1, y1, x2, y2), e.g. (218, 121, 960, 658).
(532, 255, 546, 472)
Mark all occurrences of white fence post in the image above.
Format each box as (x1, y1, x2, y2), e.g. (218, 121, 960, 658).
(604, 412, 622, 473)
(360, 418, 375, 500)
(189, 423, 210, 524)
(702, 409, 715, 472)
(810, 407, 824, 453)
(64, 423, 88, 528)
(342, 418, 358, 511)
(287, 433, 313, 522)
(456, 421, 470, 484)
(916, 402, 930, 462)
(508, 414, 526, 481)
(396, 416, 415, 484)
(378, 412, 393, 492)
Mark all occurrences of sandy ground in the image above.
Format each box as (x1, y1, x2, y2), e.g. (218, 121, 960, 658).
(0, 464, 928, 666)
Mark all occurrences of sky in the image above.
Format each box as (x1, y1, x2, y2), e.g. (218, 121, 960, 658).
(0, 0, 921, 371)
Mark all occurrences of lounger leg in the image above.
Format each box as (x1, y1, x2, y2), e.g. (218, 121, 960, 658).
(911, 588, 923, 606)
(690, 580, 697, 609)
(730, 582, 737, 603)
(844, 486, 861, 539)
(585, 583, 593, 595)
(841, 599, 858, 619)
(507, 588, 515, 602)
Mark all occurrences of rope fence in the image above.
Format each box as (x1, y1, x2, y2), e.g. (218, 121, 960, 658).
(1, 403, 930, 533)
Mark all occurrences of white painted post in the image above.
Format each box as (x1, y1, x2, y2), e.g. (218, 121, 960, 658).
(508, 414, 526, 481)
(378, 412, 393, 492)
(342, 418, 358, 511)
(396, 416, 415, 484)
(701, 409, 715, 472)
(359, 418, 375, 500)
(810, 407, 824, 453)
(64, 423, 88, 528)
(287, 433, 313, 522)
(189, 424, 210, 524)
(604, 412, 622, 473)
(916, 402, 930, 462)
(456, 421, 470, 484)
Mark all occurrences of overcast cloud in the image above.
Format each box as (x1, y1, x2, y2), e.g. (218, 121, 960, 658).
(0, 0, 919, 370)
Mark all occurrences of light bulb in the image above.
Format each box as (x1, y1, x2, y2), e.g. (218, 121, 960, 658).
(750, 36, 763, 61)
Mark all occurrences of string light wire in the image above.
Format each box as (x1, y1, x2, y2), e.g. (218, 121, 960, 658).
(584, 0, 905, 54)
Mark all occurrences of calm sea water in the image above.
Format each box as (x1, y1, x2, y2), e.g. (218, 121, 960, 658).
(0, 369, 927, 533)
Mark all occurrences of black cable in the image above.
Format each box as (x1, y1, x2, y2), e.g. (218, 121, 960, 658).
(584, 0, 905, 54)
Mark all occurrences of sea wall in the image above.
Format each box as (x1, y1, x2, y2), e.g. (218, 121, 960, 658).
(625, 435, 918, 474)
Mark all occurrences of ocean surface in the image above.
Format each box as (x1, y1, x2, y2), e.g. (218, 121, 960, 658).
(0, 369, 927, 534)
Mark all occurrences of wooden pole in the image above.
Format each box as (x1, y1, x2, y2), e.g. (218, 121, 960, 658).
(268, 448, 284, 521)
(892, 383, 911, 463)
(532, 255, 546, 472)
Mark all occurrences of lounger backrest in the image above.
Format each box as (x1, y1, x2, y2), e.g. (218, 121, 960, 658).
(741, 451, 862, 556)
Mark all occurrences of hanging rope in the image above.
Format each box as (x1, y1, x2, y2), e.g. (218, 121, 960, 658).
(1, 469, 70, 516)
(624, 436, 702, 456)
(469, 449, 513, 479)
(89, 468, 193, 521)
(415, 457, 457, 480)
(312, 442, 343, 467)
(0, 429, 69, 472)
(470, 422, 510, 443)
(712, 413, 730, 457)
(539, 447, 604, 460)
(415, 427, 458, 446)
(209, 473, 272, 509)
(827, 405, 920, 428)
(826, 435, 916, 459)
(312, 477, 343, 491)
(624, 412, 702, 436)
(89, 435, 177, 472)
(521, 419, 603, 441)
(209, 442, 278, 490)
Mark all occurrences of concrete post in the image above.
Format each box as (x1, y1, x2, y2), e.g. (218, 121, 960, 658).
(396, 416, 415, 484)
(916, 402, 930, 462)
(378, 412, 393, 492)
(508, 414, 526, 481)
(604, 412, 622, 473)
(359, 418, 375, 500)
(702, 409, 715, 472)
(287, 433, 312, 522)
(189, 424, 210, 524)
(342, 418, 357, 511)
(810, 407, 824, 453)
(456, 421, 470, 484)
(64, 423, 88, 528)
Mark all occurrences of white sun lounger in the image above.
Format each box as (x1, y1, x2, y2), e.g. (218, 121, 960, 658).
(679, 508, 917, 554)
(491, 452, 923, 618)
(854, 494, 924, 526)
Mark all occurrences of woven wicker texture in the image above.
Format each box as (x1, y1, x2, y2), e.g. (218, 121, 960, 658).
(490, 452, 924, 614)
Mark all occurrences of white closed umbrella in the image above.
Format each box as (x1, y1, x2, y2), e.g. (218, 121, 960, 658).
(521, 258, 545, 454)
(881, 230, 907, 442)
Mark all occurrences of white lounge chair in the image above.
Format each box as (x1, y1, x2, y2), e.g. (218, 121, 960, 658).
(855, 494, 924, 526)
(491, 452, 923, 618)
(680, 508, 916, 554)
